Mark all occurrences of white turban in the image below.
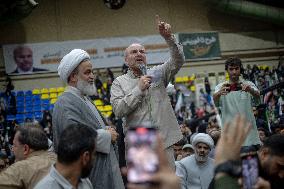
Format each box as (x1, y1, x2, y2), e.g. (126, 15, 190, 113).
(58, 49, 90, 83)
(192, 133, 214, 150)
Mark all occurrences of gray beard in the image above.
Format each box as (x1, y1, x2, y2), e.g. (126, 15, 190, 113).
(195, 154, 208, 163)
(77, 78, 97, 96)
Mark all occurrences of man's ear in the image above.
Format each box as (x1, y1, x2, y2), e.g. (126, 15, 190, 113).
(81, 151, 91, 166)
(23, 144, 31, 156)
(69, 72, 78, 83)
(259, 147, 269, 161)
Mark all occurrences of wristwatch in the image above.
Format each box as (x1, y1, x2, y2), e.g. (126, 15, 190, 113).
(214, 160, 242, 177)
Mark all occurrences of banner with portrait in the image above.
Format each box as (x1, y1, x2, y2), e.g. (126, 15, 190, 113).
(178, 32, 221, 60)
(2, 35, 171, 75)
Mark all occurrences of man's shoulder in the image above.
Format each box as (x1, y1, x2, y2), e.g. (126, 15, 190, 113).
(115, 73, 128, 81)
(34, 174, 60, 189)
(56, 92, 77, 103)
(179, 155, 195, 165)
(112, 74, 129, 85)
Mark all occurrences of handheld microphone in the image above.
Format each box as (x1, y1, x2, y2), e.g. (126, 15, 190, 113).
(138, 64, 147, 76)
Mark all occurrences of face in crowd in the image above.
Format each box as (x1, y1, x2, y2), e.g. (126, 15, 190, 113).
(182, 147, 194, 158)
(125, 43, 146, 75)
(173, 144, 183, 160)
(12, 131, 25, 162)
(227, 65, 241, 83)
(259, 151, 284, 182)
(194, 142, 210, 163)
(71, 60, 97, 96)
(13, 46, 33, 72)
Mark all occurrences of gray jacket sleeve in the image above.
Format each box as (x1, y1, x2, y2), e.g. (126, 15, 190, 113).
(52, 97, 111, 154)
(175, 161, 189, 189)
(111, 80, 145, 118)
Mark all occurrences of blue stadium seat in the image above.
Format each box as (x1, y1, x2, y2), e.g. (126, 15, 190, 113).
(33, 105, 42, 112)
(6, 115, 15, 121)
(25, 106, 33, 113)
(16, 91, 24, 96)
(32, 95, 41, 101)
(41, 99, 50, 105)
(16, 95, 25, 102)
(25, 100, 33, 107)
(16, 100, 25, 108)
(16, 106, 25, 113)
(25, 90, 33, 96)
(42, 104, 50, 111)
(25, 113, 34, 119)
(34, 111, 43, 121)
(33, 99, 41, 106)
(16, 114, 25, 123)
(25, 95, 33, 101)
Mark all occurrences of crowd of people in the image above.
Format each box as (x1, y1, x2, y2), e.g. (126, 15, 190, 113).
(0, 15, 283, 189)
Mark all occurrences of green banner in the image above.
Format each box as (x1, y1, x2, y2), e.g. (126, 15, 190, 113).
(178, 32, 221, 60)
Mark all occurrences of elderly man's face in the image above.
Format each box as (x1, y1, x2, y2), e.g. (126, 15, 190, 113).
(76, 60, 96, 96)
(125, 44, 146, 75)
(14, 47, 33, 71)
(194, 142, 210, 163)
(12, 132, 25, 162)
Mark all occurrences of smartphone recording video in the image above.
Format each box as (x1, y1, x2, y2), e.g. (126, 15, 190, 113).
(126, 127, 159, 184)
(241, 152, 259, 189)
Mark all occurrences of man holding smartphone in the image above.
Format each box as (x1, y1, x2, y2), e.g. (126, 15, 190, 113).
(213, 57, 261, 148)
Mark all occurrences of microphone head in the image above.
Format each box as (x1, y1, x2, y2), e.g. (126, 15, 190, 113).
(138, 64, 147, 75)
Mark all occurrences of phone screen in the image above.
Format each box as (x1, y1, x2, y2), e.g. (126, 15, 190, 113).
(126, 127, 159, 184)
(241, 154, 259, 189)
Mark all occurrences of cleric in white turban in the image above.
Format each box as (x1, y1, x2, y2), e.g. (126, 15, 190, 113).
(58, 49, 90, 83)
(53, 49, 125, 189)
(192, 133, 214, 150)
(176, 133, 215, 189)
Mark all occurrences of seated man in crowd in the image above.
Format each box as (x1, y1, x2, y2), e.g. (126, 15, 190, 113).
(35, 123, 97, 189)
(0, 125, 56, 189)
(175, 133, 215, 189)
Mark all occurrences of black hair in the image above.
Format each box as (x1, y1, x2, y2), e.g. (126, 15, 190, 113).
(17, 126, 48, 151)
(225, 57, 244, 74)
(57, 123, 97, 164)
(262, 134, 284, 157)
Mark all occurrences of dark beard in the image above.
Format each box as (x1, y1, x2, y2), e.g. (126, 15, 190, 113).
(81, 161, 93, 179)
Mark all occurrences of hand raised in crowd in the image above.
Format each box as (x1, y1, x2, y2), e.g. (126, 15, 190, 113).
(214, 115, 252, 165)
(106, 127, 119, 143)
(128, 135, 180, 189)
(156, 15, 172, 40)
(138, 75, 152, 91)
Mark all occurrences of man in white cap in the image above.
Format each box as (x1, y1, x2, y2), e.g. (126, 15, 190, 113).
(175, 133, 215, 189)
(52, 49, 124, 189)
